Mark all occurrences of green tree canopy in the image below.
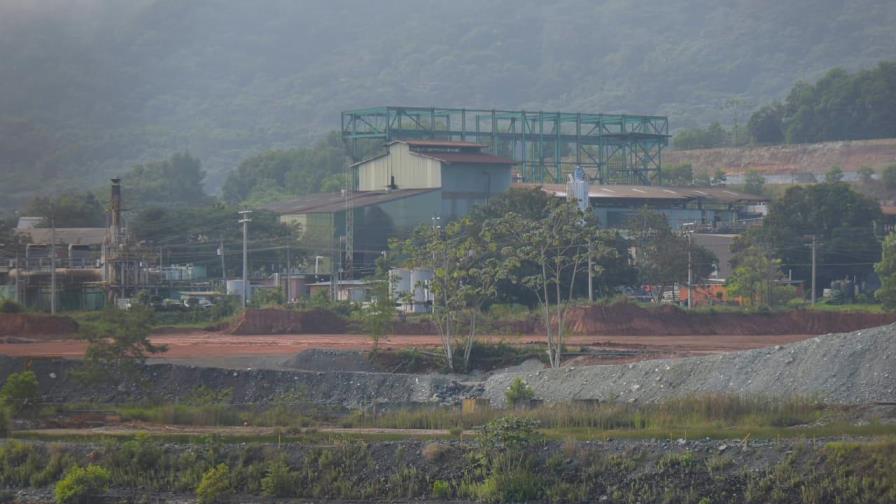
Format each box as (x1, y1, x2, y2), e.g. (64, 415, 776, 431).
(23, 192, 106, 228)
(759, 183, 882, 297)
(222, 132, 348, 205)
(124, 152, 209, 209)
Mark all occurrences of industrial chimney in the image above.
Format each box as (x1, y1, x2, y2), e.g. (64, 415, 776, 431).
(110, 177, 122, 245)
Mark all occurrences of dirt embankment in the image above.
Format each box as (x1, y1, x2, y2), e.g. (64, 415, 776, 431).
(565, 303, 896, 336)
(228, 308, 347, 335)
(0, 313, 78, 339)
(665, 137, 896, 176)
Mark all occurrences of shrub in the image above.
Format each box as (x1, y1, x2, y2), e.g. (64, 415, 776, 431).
(196, 463, 233, 504)
(260, 460, 298, 497)
(504, 377, 534, 407)
(0, 300, 22, 313)
(0, 408, 8, 437)
(432, 479, 451, 498)
(477, 416, 540, 452)
(54, 465, 110, 504)
(0, 370, 40, 417)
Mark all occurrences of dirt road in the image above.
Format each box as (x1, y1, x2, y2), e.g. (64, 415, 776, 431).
(0, 331, 814, 365)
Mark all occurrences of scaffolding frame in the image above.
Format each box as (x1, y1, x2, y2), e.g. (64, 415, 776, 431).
(341, 106, 669, 185)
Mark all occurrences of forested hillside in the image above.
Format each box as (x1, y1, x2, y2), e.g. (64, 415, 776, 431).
(1, 0, 895, 208)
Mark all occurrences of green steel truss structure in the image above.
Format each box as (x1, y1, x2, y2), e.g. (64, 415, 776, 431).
(341, 106, 669, 184)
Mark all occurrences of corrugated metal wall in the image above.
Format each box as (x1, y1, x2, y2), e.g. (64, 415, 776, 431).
(357, 143, 441, 190)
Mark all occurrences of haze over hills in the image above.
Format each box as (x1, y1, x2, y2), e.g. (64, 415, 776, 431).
(1, 0, 895, 207)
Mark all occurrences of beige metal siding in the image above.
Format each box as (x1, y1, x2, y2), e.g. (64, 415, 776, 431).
(357, 143, 441, 190)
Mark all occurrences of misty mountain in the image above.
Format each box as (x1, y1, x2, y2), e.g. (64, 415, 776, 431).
(1, 0, 894, 207)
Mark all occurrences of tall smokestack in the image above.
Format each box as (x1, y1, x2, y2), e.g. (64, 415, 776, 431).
(110, 177, 122, 245)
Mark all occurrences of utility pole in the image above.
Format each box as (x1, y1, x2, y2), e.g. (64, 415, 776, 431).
(218, 235, 226, 284)
(238, 210, 252, 308)
(285, 243, 291, 304)
(50, 215, 57, 315)
(810, 235, 817, 305)
(587, 240, 593, 303)
(686, 231, 693, 310)
(14, 251, 20, 304)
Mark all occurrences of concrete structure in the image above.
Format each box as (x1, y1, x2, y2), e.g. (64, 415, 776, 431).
(527, 183, 768, 231)
(354, 140, 514, 220)
(389, 267, 434, 313)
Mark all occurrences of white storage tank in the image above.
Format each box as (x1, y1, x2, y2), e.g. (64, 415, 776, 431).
(410, 268, 434, 307)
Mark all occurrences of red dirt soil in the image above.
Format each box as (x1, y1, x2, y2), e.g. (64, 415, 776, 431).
(0, 313, 78, 338)
(565, 304, 896, 336)
(228, 308, 347, 335)
(0, 331, 813, 361)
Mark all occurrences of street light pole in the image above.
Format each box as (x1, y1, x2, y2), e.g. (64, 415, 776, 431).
(811, 235, 817, 305)
(50, 215, 57, 315)
(238, 210, 252, 308)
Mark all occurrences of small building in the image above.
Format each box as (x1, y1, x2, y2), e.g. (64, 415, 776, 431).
(526, 184, 768, 231)
(354, 139, 514, 219)
(307, 280, 372, 303)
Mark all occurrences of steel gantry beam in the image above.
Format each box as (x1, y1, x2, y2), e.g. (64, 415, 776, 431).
(341, 106, 669, 185)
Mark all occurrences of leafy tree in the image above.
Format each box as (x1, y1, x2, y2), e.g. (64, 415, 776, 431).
(663, 163, 694, 186)
(261, 459, 299, 498)
(672, 122, 730, 150)
(77, 306, 168, 382)
(130, 204, 298, 280)
(748, 103, 785, 144)
(357, 279, 394, 352)
(857, 166, 875, 185)
(486, 200, 604, 368)
(726, 245, 786, 306)
(505, 377, 535, 406)
(222, 132, 348, 204)
(23, 192, 105, 227)
(124, 152, 209, 209)
(54, 465, 110, 504)
(874, 233, 896, 309)
(626, 209, 716, 303)
(196, 464, 233, 504)
(882, 164, 896, 190)
(760, 183, 882, 299)
(825, 166, 844, 183)
(0, 370, 40, 416)
(743, 170, 766, 195)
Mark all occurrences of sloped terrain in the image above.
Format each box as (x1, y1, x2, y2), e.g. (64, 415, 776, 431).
(485, 323, 896, 406)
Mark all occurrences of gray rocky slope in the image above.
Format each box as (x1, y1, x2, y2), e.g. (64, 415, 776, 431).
(484, 323, 896, 407)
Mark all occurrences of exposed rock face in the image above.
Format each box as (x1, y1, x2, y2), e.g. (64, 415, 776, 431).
(665, 138, 896, 176)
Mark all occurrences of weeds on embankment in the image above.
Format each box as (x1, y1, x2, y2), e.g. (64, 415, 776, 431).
(1, 429, 895, 503)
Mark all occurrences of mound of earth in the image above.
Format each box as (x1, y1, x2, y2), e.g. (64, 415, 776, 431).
(564, 303, 896, 336)
(282, 349, 375, 373)
(0, 313, 79, 339)
(485, 323, 896, 406)
(228, 308, 347, 335)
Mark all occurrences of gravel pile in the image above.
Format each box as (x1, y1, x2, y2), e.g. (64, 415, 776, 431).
(484, 323, 896, 406)
(282, 349, 376, 373)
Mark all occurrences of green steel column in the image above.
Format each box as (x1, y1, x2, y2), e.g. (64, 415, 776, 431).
(491, 109, 497, 155)
(460, 109, 466, 142)
(520, 111, 528, 181)
(555, 113, 561, 183)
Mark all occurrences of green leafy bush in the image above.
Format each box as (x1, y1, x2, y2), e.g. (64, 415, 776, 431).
(196, 463, 232, 504)
(54, 465, 110, 504)
(432, 479, 451, 498)
(260, 459, 298, 497)
(0, 370, 40, 416)
(0, 300, 22, 313)
(504, 377, 534, 407)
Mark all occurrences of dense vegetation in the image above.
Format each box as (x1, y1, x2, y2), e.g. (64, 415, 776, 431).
(674, 61, 896, 149)
(1, 0, 894, 207)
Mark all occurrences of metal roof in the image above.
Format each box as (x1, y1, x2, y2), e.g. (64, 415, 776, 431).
(264, 189, 437, 215)
(413, 151, 515, 165)
(399, 139, 487, 148)
(521, 184, 768, 203)
(18, 228, 107, 246)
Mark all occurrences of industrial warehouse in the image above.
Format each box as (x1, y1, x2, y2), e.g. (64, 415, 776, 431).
(0, 106, 774, 311)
